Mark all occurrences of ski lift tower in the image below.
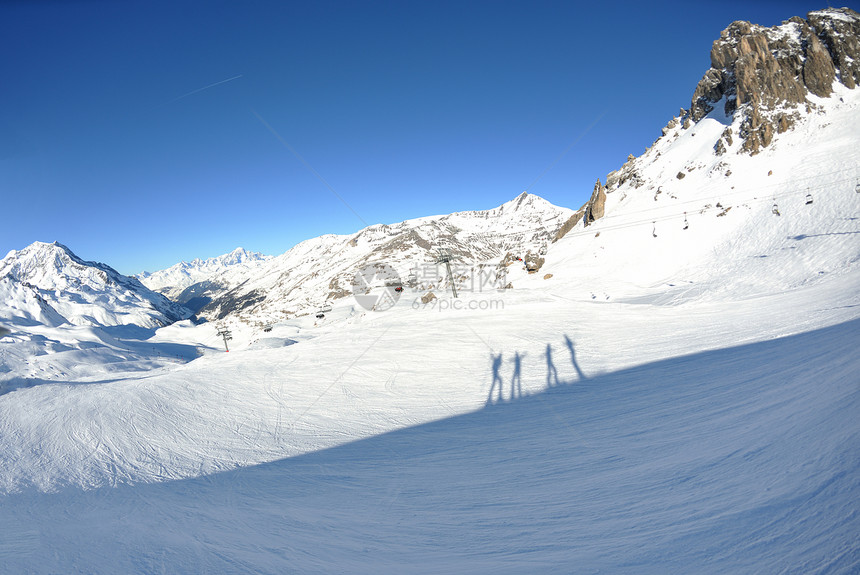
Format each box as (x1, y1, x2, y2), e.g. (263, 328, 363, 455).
(216, 326, 233, 352)
(436, 248, 458, 298)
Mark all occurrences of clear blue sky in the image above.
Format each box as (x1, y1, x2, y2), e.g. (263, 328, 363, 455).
(1, 0, 829, 274)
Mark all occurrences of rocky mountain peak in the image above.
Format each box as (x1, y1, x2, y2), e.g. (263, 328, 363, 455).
(690, 7, 859, 154)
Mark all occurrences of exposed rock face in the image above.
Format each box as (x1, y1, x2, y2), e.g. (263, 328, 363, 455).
(606, 154, 643, 190)
(809, 9, 860, 89)
(555, 179, 608, 240)
(523, 251, 545, 273)
(690, 7, 859, 154)
(552, 211, 584, 242)
(583, 180, 607, 226)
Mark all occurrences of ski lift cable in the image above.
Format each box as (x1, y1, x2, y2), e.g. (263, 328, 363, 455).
(590, 189, 818, 234)
(397, 169, 857, 253)
(595, 150, 860, 224)
(624, 160, 859, 214)
(593, 184, 826, 232)
(559, 179, 855, 241)
(596, 167, 860, 225)
(575, 193, 786, 236)
(589, 170, 860, 233)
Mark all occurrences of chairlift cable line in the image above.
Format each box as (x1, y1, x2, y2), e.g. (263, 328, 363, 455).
(596, 166, 860, 225)
(558, 174, 860, 241)
(588, 171, 860, 233)
(554, 168, 860, 241)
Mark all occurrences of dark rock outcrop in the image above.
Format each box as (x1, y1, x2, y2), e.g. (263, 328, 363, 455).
(606, 154, 643, 190)
(808, 9, 860, 89)
(690, 8, 859, 154)
(552, 211, 584, 242)
(583, 180, 607, 226)
(523, 251, 545, 273)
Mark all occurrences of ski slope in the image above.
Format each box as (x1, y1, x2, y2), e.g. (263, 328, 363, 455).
(0, 288, 858, 573)
(1, 84, 859, 573)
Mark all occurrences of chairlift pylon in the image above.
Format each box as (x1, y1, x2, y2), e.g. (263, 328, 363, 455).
(652, 222, 657, 238)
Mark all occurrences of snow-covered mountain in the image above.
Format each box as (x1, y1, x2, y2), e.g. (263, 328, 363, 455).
(153, 192, 573, 323)
(0, 241, 191, 329)
(137, 247, 272, 304)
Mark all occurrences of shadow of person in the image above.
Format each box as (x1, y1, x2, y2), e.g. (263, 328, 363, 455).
(563, 335, 587, 381)
(545, 344, 559, 388)
(487, 353, 504, 405)
(511, 351, 525, 400)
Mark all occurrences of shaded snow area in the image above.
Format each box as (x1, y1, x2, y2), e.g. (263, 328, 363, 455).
(1, 82, 860, 574)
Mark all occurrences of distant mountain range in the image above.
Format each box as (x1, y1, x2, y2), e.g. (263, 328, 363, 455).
(146, 191, 574, 323)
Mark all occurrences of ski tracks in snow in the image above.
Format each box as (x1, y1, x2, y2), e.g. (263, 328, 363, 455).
(263, 356, 297, 446)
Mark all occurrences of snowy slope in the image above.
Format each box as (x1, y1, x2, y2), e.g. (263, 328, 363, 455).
(0, 276, 69, 328)
(535, 81, 860, 305)
(1, 317, 856, 573)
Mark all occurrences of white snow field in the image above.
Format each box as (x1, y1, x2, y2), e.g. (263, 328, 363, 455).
(1, 87, 860, 572)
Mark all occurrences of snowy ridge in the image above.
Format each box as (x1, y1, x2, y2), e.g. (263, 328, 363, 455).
(181, 192, 573, 323)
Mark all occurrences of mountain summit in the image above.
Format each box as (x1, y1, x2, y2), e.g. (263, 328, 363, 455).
(0, 241, 191, 328)
(690, 7, 860, 154)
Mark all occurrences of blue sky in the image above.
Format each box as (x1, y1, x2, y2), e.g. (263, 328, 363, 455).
(1, 0, 829, 274)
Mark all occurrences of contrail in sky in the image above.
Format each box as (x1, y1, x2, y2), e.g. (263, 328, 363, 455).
(167, 74, 243, 104)
(524, 111, 607, 193)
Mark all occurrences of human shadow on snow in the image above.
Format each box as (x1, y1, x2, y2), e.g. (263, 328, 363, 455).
(486, 333, 587, 406)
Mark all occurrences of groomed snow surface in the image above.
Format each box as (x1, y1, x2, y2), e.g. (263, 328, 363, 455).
(1, 87, 860, 572)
